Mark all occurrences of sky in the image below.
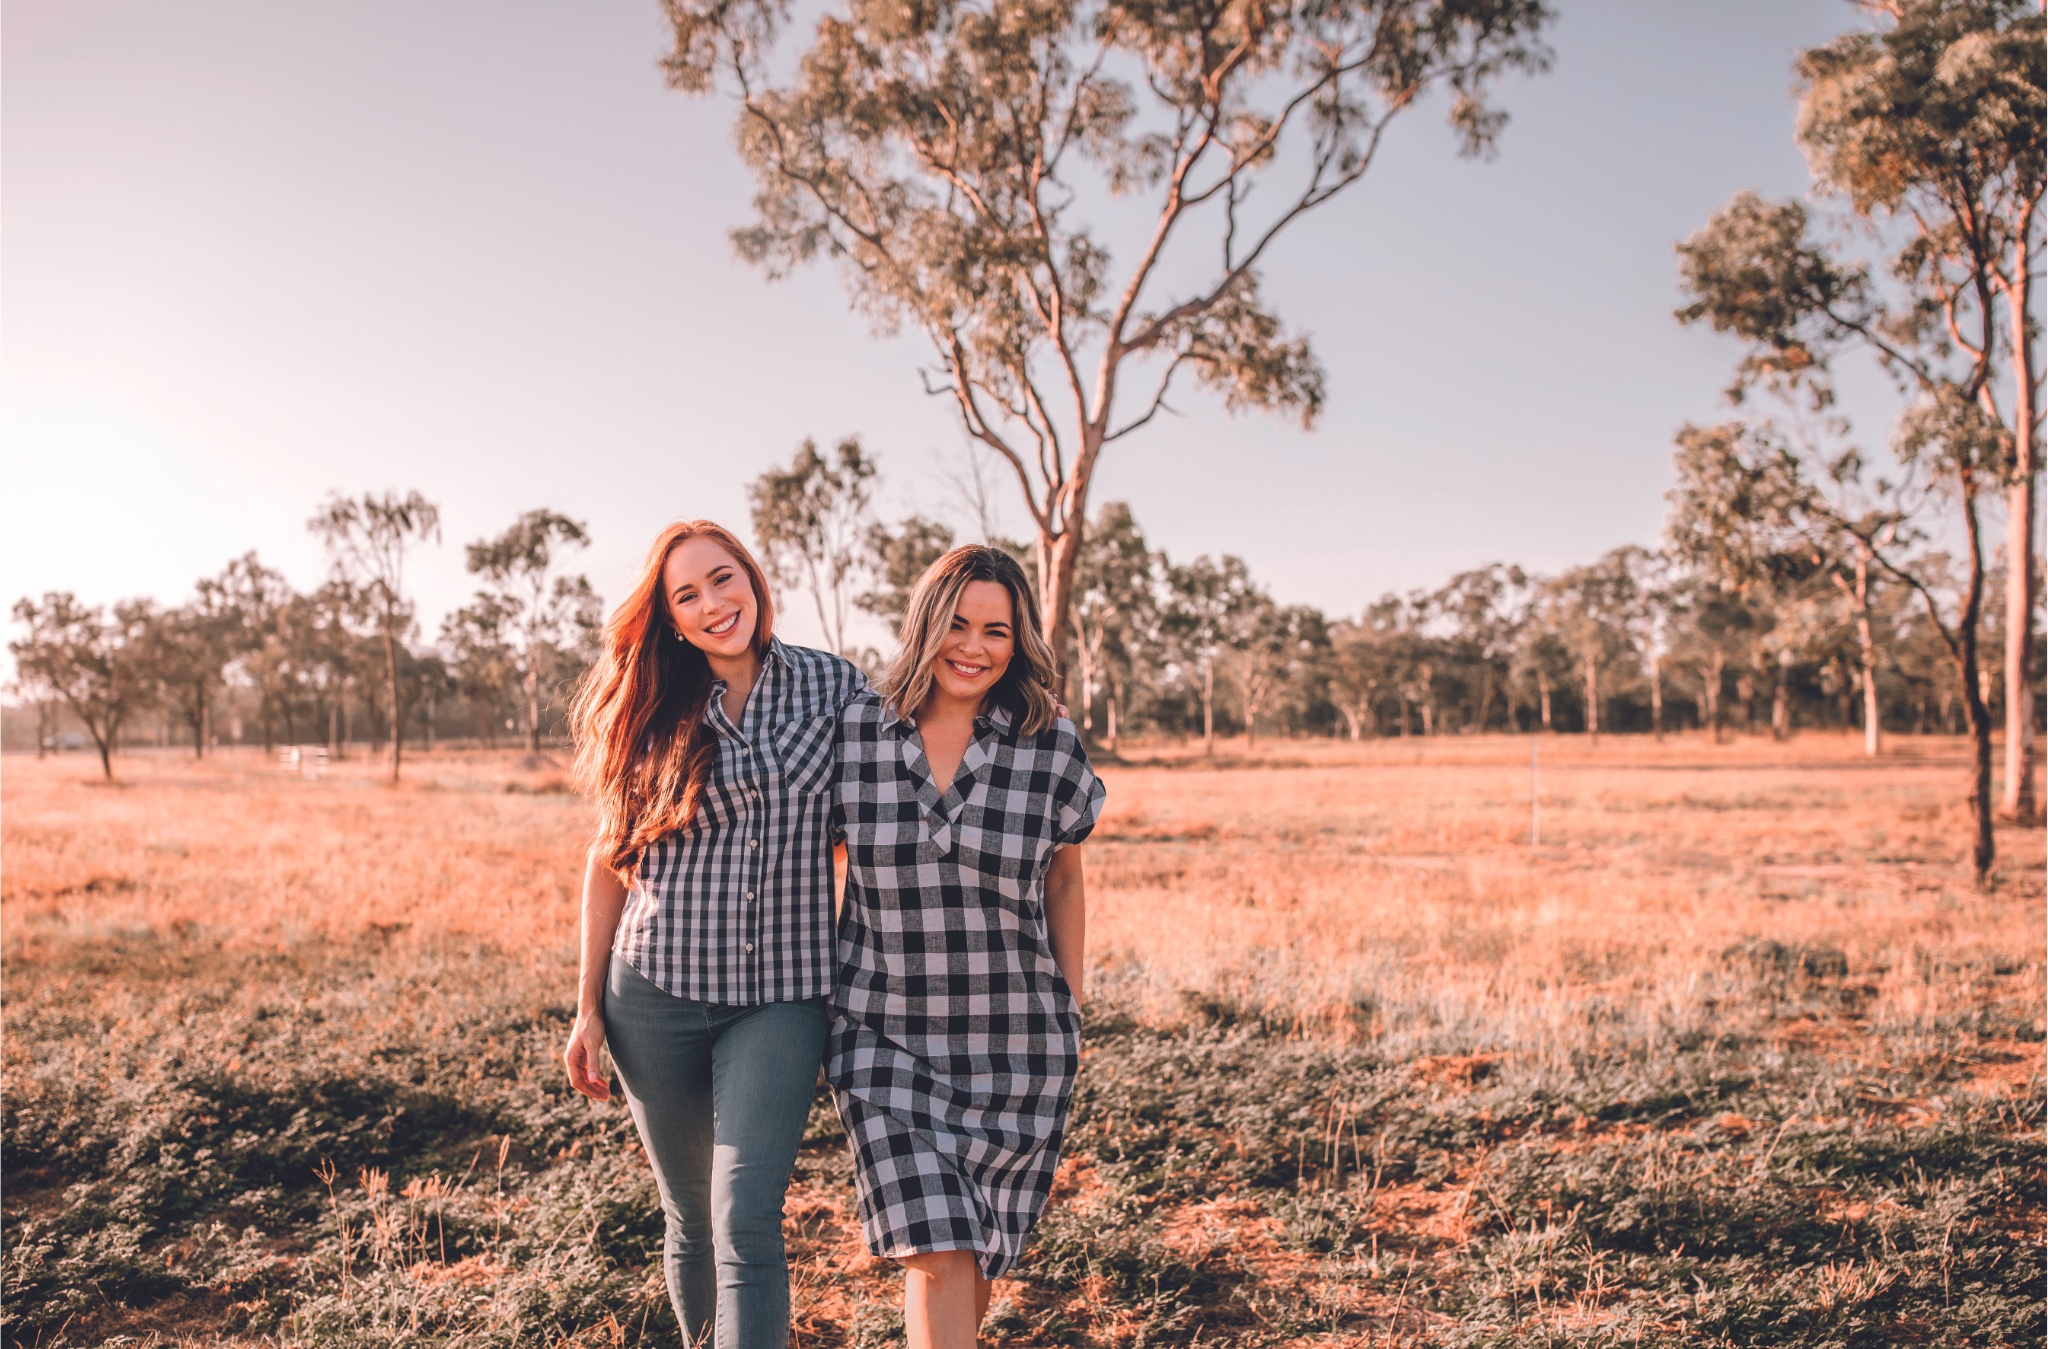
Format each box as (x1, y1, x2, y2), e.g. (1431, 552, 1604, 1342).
(1, 0, 1922, 657)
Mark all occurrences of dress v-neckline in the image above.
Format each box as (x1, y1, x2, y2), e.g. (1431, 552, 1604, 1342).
(901, 723, 990, 826)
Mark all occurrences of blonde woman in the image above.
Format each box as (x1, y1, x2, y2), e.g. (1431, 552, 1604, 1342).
(827, 545, 1105, 1349)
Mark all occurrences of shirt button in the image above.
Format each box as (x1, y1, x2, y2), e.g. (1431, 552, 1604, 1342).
(746, 891, 756, 901)
(744, 943, 754, 953)
(748, 839, 759, 849)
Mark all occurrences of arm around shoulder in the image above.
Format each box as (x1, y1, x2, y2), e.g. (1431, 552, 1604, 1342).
(1044, 843, 1087, 1007)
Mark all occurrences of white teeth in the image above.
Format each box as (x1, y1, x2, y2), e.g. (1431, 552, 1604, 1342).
(706, 612, 739, 635)
(946, 660, 988, 676)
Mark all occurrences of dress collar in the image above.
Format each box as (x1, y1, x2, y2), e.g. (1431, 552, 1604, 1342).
(880, 697, 1015, 736)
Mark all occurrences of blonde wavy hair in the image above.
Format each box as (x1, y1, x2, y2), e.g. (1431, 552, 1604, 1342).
(877, 545, 1059, 735)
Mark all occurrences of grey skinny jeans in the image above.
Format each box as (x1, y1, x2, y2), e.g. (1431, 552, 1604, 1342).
(603, 955, 827, 1349)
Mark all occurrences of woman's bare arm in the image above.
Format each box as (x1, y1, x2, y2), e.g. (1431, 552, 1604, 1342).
(563, 848, 629, 1101)
(1044, 845, 1087, 1008)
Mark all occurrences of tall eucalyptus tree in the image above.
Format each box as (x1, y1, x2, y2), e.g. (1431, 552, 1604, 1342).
(662, 0, 1553, 663)
(1676, 0, 2042, 870)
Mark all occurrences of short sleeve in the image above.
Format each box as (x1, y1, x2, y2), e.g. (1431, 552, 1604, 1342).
(1051, 723, 1106, 848)
(833, 655, 871, 712)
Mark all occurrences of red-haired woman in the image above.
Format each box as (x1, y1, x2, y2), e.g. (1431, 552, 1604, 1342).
(563, 520, 862, 1349)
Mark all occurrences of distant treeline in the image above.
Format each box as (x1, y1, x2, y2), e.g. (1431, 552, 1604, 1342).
(763, 439, 2030, 754)
(7, 449, 2034, 775)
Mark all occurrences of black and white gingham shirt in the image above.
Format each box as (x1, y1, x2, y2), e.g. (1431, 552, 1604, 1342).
(613, 639, 864, 1005)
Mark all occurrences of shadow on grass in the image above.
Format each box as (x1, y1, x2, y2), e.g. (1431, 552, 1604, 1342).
(3, 930, 2041, 1348)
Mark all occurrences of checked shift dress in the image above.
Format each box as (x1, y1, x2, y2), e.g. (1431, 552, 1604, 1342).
(826, 691, 1105, 1279)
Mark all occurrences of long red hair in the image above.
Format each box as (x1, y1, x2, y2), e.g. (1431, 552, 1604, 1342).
(572, 519, 776, 876)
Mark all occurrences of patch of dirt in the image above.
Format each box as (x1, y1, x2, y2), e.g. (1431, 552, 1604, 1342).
(407, 1255, 505, 1286)
(1769, 1016, 1867, 1053)
(1409, 1054, 1500, 1089)
(1361, 1181, 1476, 1251)
(1955, 1050, 2046, 1097)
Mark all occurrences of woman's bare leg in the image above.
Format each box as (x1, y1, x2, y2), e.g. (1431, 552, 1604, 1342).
(901, 1251, 989, 1349)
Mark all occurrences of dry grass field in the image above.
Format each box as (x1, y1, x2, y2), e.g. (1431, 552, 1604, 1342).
(3, 733, 2042, 1347)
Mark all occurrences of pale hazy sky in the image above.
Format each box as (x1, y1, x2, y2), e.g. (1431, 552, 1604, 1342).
(3, 0, 1918, 654)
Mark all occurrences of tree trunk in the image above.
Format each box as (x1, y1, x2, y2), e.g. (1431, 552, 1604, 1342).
(1582, 653, 1599, 740)
(1537, 671, 1551, 732)
(526, 644, 542, 755)
(1201, 656, 1214, 755)
(1851, 550, 1882, 758)
(1343, 707, 1363, 740)
(1962, 637, 1996, 884)
(1106, 683, 1119, 753)
(1704, 651, 1724, 743)
(1735, 674, 1754, 731)
(1771, 650, 1790, 741)
(1649, 649, 1664, 742)
(1076, 630, 1096, 737)
(2004, 468, 2038, 817)
(2002, 243, 2039, 819)
(383, 609, 402, 784)
(95, 731, 113, 780)
(1040, 521, 1085, 677)
(328, 698, 340, 760)
(1946, 480, 1998, 884)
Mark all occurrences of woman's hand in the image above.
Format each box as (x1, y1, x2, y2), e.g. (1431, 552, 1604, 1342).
(564, 1013, 612, 1102)
(567, 849, 629, 1103)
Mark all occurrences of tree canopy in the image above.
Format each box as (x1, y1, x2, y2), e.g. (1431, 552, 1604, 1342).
(662, 0, 1554, 659)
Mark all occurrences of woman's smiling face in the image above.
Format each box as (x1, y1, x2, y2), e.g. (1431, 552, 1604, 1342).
(930, 579, 1016, 707)
(662, 535, 758, 660)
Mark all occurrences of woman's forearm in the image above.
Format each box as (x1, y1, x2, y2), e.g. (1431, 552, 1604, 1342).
(578, 849, 630, 1016)
(1044, 847, 1087, 1005)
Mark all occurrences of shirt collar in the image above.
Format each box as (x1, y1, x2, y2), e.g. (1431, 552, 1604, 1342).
(705, 637, 788, 695)
(883, 698, 1013, 734)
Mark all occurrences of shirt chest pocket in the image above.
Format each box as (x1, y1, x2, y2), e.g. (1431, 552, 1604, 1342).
(771, 715, 836, 796)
